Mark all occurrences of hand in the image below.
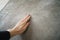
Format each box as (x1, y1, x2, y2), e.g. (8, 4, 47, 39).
(7, 15, 31, 37)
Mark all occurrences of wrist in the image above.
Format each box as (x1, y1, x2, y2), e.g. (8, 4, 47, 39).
(7, 29, 15, 37)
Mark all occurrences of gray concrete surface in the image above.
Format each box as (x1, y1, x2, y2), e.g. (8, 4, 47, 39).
(0, 0, 9, 11)
(0, 0, 60, 40)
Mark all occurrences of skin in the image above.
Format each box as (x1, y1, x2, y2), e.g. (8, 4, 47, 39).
(7, 15, 31, 37)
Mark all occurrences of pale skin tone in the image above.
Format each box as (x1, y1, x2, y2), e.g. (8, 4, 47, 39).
(7, 15, 31, 37)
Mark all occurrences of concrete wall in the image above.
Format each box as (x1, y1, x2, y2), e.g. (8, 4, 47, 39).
(0, 0, 60, 40)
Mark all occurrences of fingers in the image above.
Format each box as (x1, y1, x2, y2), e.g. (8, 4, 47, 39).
(20, 15, 31, 24)
(22, 21, 30, 30)
(17, 15, 31, 27)
(21, 15, 30, 22)
(15, 15, 31, 27)
(20, 21, 30, 34)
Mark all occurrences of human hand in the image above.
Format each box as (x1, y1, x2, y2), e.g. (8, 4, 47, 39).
(7, 15, 31, 37)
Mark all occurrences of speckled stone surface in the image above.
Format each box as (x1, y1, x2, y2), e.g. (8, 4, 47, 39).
(0, 0, 60, 40)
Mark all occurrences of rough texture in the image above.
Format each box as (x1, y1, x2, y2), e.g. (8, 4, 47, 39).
(0, 0, 60, 40)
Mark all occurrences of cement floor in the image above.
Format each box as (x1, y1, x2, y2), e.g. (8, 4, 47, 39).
(0, 0, 60, 40)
